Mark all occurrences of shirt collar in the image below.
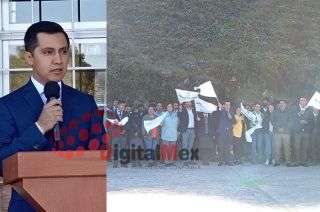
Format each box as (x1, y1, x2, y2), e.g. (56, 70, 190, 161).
(31, 76, 62, 96)
(300, 104, 307, 111)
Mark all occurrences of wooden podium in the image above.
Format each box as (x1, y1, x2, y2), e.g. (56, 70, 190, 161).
(2, 151, 106, 212)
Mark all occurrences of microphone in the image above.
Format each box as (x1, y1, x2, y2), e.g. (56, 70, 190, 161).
(44, 81, 61, 141)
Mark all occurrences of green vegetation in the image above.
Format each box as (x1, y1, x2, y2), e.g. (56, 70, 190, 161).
(108, 0, 320, 105)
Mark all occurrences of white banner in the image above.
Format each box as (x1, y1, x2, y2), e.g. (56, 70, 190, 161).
(106, 117, 129, 126)
(175, 89, 199, 103)
(241, 103, 262, 143)
(194, 81, 217, 98)
(194, 98, 217, 113)
(307, 91, 320, 110)
(144, 112, 168, 133)
(241, 102, 256, 123)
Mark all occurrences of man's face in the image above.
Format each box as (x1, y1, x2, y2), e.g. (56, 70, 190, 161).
(156, 103, 163, 111)
(300, 98, 307, 108)
(173, 103, 179, 110)
(25, 32, 69, 84)
(118, 103, 125, 111)
(185, 101, 192, 108)
(139, 105, 144, 112)
(167, 104, 173, 112)
(279, 101, 287, 111)
(224, 102, 231, 110)
(254, 104, 261, 113)
(113, 100, 119, 108)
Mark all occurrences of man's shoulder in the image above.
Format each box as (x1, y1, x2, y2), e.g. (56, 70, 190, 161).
(0, 83, 28, 104)
(63, 83, 93, 100)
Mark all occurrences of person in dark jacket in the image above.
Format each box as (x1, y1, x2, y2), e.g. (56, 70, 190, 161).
(262, 104, 275, 165)
(308, 107, 320, 165)
(216, 100, 236, 166)
(178, 101, 197, 165)
(128, 107, 144, 167)
(271, 100, 292, 166)
(290, 97, 313, 166)
(197, 112, 216, 165)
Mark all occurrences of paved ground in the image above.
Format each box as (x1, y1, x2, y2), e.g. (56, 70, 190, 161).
(107, 161, 320, 212)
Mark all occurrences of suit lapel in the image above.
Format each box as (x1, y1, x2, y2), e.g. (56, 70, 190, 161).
(61, 82, 74, 127)
(23, 79, 44, 117)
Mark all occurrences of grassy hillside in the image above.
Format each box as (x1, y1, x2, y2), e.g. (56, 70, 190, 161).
(107, 0, 320, 105)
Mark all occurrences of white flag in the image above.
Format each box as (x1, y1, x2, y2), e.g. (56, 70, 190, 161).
(194, 81, 217, 98)
(307, 91, 320, 110)
(245, 126, 261, 143)
(241, 102, 256, 123)
(240, 103, 262, 143)
(144, 112, 168, 133)
(175, 89, 199, 103)
(106, 117, 129, 126)
(194, 98, 217, 113)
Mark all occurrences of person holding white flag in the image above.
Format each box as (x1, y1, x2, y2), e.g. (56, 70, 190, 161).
(142, 105, 159, 166)
(216, 100, 236, 166)
(241, 102, 264, 164)
(178, 101, 197, 165)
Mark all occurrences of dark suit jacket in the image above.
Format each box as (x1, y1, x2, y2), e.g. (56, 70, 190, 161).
(0, 80, 106, 211)
(216, 109, 236, 134)
(178, 108, 197, 133)
(290, 105, 313, 134)
(196, 113, 215, 137)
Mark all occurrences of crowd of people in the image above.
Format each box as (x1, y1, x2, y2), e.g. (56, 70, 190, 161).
(106, 97, 320, 168)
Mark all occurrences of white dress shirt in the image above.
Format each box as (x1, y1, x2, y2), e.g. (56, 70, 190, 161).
(31, 76, 62, 104)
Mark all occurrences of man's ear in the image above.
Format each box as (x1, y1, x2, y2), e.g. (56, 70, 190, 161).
(24, 51, 33, 66)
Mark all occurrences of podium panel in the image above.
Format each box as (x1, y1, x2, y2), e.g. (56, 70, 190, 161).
(3, 151, 106, 212)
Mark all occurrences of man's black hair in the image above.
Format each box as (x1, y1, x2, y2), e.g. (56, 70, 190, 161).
(24, 21, 70, 53)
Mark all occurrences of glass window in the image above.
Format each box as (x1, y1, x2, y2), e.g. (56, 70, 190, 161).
(10, 71, 32, 92)
(73, 0, 106, 22)
(42, 0, 72, 23)
(9, 45, 29, 68)
(75, 41, 106, 67)
(9, 0, 32, 24)
(75, 69, 105, 104)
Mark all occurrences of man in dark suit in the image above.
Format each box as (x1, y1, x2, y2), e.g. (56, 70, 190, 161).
(178, 101, 197, 164)
(308, 107, 320, 164)
(196, 112, 215, 165)
(0, 21, 106, 211)
(110, 100, 130, 167)
(216, 100, 236, 166)
(291, 97, 313, 166)
(107, 100, 118, 118)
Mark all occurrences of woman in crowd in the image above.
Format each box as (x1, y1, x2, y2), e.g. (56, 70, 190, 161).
(232, 106, 246, 164)
(161, 103, 179, 166)
(262, 104, 275, 165)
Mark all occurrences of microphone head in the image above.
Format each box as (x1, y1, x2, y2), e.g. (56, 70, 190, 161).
(44, 81, 60, 100)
